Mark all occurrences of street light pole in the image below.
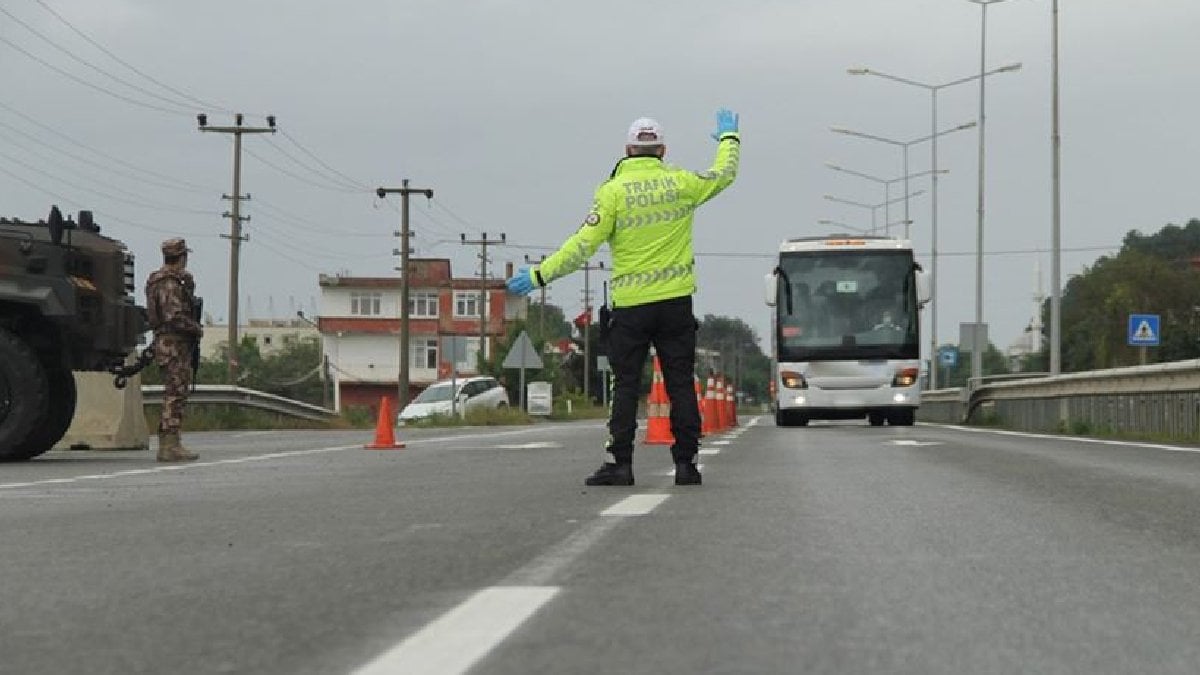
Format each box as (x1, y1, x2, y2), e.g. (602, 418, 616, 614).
(824, 191, 925, 236)
(830, 122, 976, 240)
(1050, 0, 1062, 374)
(826, 164, 948, 237)
(847, 61, 1021, 389)
(967, 0, 1011, 385)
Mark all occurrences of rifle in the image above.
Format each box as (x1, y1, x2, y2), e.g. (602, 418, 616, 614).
(191, 296, 203, 390)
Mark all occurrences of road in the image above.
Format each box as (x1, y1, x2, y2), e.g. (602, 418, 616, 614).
(4, 418, 1200, 674)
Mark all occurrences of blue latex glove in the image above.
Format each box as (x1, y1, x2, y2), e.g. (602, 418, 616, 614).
(711, 108, 739, 140)
(506, 266, 537, 296)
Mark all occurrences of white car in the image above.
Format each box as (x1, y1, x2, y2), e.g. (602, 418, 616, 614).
(397, 376, 510, 424)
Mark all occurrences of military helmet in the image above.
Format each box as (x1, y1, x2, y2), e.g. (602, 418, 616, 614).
(161, 238, 190, 257)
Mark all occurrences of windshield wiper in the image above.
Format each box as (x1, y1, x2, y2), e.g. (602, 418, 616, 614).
(774, 266, 794, 315)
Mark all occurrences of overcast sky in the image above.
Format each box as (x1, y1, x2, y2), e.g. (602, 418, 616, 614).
(4, 0, 1198, 359)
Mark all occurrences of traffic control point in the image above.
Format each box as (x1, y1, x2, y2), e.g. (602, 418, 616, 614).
(645, 356, 674, 445)
(365, 397, 406, 449)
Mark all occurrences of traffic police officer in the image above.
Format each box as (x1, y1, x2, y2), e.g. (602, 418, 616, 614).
(145, 237, 203, 462)
(507, 109, 740, 486)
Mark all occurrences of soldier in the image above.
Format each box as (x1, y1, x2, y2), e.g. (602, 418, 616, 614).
(145, 238, 203, 462)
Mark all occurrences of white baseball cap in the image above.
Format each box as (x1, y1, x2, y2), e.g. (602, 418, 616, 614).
(626, 117, 665, 146)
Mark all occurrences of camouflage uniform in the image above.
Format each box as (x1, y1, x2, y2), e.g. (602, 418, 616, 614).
(145, 238, 202, 461)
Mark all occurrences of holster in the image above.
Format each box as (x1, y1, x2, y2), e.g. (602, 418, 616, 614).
(598, 304, 612, 355)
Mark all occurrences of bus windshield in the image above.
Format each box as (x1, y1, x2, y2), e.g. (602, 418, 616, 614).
(775, 249, 918, 361)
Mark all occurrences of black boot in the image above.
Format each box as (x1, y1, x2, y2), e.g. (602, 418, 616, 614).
(674, 461, 702, 486)
(584, 462, 634, 486)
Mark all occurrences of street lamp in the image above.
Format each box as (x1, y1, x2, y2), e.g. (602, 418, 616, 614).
(817, 218, 873, 235)
(824, 191, 925, 234)
(847, 61, 1021, 389)
(830, 121, 976, 240)
(965, 0, 1013, 385)
(826, 163, 949, 236)
(1050, 0, 1062, 374)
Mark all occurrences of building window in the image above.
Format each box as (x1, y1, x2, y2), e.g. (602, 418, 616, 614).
(410, 291, 439, 318)
(350, 291, 382, 316)
(263, 336, 272, 346)
(455, 292, 482, 318)
(411, 338, 438, 370)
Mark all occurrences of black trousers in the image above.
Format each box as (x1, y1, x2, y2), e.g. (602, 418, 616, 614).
(605, 295, 700, 464)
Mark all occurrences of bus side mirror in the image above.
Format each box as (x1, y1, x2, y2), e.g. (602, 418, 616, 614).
(915, 269, 931, 307)
(764, 273, 777, 307)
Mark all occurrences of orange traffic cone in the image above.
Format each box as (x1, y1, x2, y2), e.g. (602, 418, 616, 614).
(713, 375, 727, 431)
(701, 375, 716, 435)
(727, 382, 738, 427)
(645, 356, 674, 445)
(365, 396, 406, 449)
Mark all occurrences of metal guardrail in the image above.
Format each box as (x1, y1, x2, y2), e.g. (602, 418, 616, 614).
(916, 359, 1200, 439)
(141, 385, 338, 422)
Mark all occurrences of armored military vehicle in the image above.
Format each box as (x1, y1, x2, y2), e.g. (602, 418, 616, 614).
(0, 206, 145, 461)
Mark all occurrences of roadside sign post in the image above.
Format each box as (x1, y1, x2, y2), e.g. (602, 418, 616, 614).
(502, 330, 543, 410)
(597, 356, 611, 408)
(1127, 314, 1160, 366)
(936, 346, 958, 389)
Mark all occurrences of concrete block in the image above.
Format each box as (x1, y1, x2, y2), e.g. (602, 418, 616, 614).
(56, 371, 150, 451)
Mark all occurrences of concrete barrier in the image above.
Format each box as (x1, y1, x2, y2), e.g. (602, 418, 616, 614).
(57, 372, 150, 451)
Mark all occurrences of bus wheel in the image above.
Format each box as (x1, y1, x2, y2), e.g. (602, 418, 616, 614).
(775, 410, 808, 427)
(888, 409, 915, 426)
(868, 412, 886, 426)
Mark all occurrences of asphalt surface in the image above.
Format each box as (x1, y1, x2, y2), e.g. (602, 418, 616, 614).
(4, 418, 1200, 674)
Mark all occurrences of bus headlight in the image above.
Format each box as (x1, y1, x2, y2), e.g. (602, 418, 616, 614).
(780, 370, 807, 389)
(892, 367, 919, 387)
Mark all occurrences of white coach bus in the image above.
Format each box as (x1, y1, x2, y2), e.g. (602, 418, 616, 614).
(765, 236, 930, 427)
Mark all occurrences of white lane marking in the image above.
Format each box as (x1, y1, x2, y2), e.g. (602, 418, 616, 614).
(890, 440, 944, 447)
(699, 448, 721, 456)
(0, 445, 360, 490)
(351, 587, 560, 675)
(711, 441, 731, 446)
(934, 424, 1200, 454)
(601, 494, 670, 516)
(0, 425, 574, 492)
(494, 442, 561, 449)
(503, 518, 623, 587)
(416, 427, 566, 444)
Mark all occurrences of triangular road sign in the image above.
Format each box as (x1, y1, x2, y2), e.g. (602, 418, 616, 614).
(502, 330, 543, 370)
(1135, 320, 1156, 340)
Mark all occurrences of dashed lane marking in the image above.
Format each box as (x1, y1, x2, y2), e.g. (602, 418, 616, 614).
(601, 494, 670, 516)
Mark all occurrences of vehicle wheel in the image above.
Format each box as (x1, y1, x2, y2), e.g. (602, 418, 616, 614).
(889, 409, 916, 426)
(14, 365, 77, 460)
(868, 412, 886, 426)
(0, 328, 49, 461)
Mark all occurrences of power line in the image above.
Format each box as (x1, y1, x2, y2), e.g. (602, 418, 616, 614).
(0, 34, 192, 115)
(0, 150, 218, 215)
(27, 0, 233, 112)
(0, 164, 180, 235)
(278, 129, 371, 190)
(0, 100, 218, 191)
(0, 5, 201, 111)
(244, 147, 364, 193)
(261, 136, 365, 191)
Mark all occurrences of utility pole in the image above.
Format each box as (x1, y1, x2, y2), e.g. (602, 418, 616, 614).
(197, 113, 276, 384)
(580, 260, 606, 401)
(376, 180, 433, 412)
(524, 254, 548, 340)
(460, 233, 506, 373)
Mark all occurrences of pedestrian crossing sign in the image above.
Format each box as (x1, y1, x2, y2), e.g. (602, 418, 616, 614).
(1127, 314, 1160, 347)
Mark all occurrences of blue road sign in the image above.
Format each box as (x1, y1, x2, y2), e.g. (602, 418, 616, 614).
(1127, 314, 1161, 347)
(937, 346, 958, 368)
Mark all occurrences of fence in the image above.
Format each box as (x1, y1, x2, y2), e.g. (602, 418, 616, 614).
(917, 359, 1200, 440)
